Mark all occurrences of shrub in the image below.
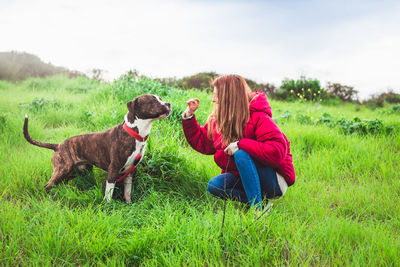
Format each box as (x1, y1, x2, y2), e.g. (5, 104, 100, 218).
(378, 90, 400, 104)
(276, 76, 325, 102)
(252, 82, 277, 98)
(326, 82, 358, 102)
(159, 72, 277, 97)
(276, 111, 395, 136)
(379, 104, 400, 115)
(20, 97, 60, 112)
(393, 104, 400, 112)
(336, 117, 393, 135)
(243, 79, 277, 97)
(179, 72, 219, 91)
(317, 113, 335, 127)
(363, 90, 400, 109)
(158, 76, 180, 88)
(315, 113, 394, 135)
(261, 83, 278, 98)
(364, 97, 384, 110)
(89, 68, 106, 82)
(296, 114, 313, 125)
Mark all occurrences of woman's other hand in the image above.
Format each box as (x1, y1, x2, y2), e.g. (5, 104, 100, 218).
(184, 98, 200, 117)
(224, 141, 239, 156)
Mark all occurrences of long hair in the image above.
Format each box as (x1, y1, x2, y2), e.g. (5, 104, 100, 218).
(207, 74, 252, 146)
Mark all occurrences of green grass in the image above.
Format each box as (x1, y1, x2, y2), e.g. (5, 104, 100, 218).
(1, 75, 399, 266)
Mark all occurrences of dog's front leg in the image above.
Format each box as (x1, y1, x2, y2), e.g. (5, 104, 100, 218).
(104, 170, 118, 202)
(124, 175, 133, 203)
(104, 182, 115, 202)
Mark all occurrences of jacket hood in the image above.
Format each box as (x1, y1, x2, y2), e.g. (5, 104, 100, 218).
(249, 91, 272, 117)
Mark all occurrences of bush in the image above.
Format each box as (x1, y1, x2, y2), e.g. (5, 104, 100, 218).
(296, 114, 313, 124)
(393, 104, 400, 112)
(382, 91, 400, 104)
(326, 82, 358, 102)
(365, 97, 384, 109)
(317, 113, 336, 127)
(261, 83, 278, 98)
(179, 72, 219, 91)
(316, 113, 394, 135)
(20, 97, 60, 112)
(363, 90, 400, 109)
(379, 104, 400, 115)
(276, 76, 326, 102)
(336, 117, 393, 135)
(246, 81, 277, 98)
(275, 111, 395, 136)
(159, 72, 277, 97)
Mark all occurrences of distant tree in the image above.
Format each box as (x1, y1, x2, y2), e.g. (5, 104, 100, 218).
(376, 89, 400, 104)
(244, 78, 259, 90)
(180, 72, 219, 90)
(326, 82, 358, 102)
(244, 79, 277, 97)
(157, 72, 277, 97)
(90, 68, 105, 82)
(363, 89, 400, 109)
(126, 69, 140, 81)
(261, 83, 277, 98)
(158, 76, 180, 88)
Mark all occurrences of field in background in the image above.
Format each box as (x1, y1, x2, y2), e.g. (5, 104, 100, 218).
(0, 75, 399, 266)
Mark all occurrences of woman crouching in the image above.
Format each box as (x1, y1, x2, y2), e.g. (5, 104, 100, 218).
(181, 74, 295, 212)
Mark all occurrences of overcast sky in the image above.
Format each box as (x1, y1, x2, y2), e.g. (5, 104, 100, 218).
(1, 0, 399, 99)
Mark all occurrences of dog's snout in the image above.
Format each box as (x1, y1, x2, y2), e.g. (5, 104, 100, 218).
(166, 102, 171, 108)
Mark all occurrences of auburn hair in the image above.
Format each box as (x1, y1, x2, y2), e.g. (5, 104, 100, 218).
(207, 74, 252, 146)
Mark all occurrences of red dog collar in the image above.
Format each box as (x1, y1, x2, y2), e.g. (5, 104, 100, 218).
(123, 123, 148, 142)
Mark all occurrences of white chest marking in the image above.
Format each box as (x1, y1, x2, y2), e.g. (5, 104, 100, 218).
(120, 142, 147, 173)
(124, 114, 154, 137)
(122, 112, 154, 173)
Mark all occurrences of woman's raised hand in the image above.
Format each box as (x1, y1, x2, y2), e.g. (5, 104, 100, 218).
(184, 98, 200, 117)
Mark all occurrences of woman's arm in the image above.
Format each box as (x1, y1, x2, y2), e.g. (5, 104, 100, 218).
(238, 113, 287, 168)
(182, 115, 216, 155)
(181, 98, 216, 155)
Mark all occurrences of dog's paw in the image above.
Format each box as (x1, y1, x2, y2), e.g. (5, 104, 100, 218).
(44, 183, 52, 192)
(124, 193, 132, 204)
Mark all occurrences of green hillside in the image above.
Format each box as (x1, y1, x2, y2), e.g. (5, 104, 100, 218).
(0, 75, 399, 265)
(0, 51, 83, 81)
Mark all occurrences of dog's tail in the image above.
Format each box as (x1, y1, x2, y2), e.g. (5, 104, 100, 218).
(23, 115, 58, 150)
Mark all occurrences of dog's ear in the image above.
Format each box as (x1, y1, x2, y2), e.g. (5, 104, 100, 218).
(126, 99, 136, 112)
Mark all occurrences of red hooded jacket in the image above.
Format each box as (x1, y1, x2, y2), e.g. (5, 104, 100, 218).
(181, 91, 295, 186)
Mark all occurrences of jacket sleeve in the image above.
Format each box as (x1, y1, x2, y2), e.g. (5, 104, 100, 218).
(181, 115, 216, 155)
(238, 113, 287, 168)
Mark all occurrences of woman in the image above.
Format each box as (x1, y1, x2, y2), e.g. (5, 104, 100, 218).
(181, 74, 295, 211)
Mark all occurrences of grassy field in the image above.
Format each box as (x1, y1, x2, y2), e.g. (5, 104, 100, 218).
(0, 75, 399, 266)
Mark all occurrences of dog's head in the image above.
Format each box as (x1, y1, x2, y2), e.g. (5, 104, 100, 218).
(126, 94, 171, 121)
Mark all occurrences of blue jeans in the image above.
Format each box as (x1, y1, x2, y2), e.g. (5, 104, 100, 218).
(207, 150, 282, 210)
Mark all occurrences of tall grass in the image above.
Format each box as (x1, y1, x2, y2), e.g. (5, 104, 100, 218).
(0, 75, 399, 265)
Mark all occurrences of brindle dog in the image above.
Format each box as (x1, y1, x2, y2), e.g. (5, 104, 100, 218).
(23, 94, 171, 202)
